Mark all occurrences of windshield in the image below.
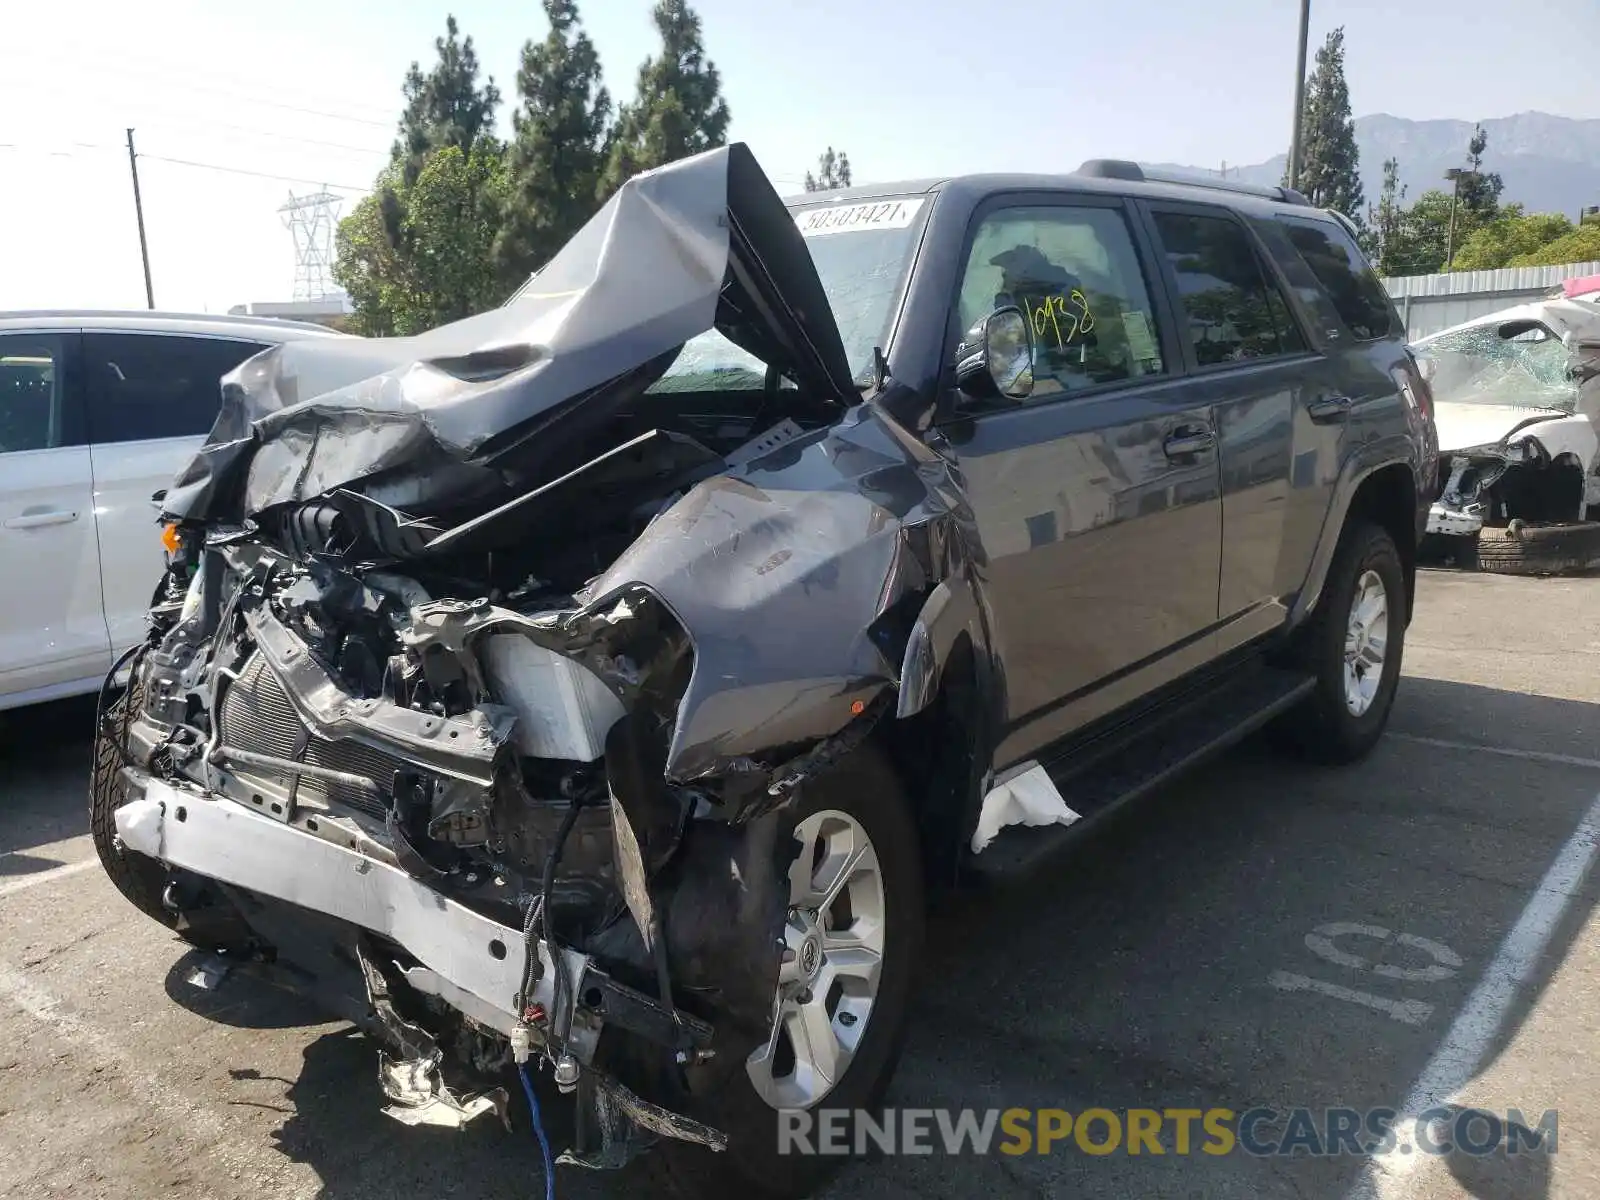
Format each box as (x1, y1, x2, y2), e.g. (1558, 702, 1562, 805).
(1417, 319, 1578, 412)
(647, 195, 927, 395)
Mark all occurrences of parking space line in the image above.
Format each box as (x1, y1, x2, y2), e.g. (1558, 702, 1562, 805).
(1268, 970, 1434, 1025)
(0, 958, 232, 1141)
(0, 857, 100, 899)
(1347, 785, 1600, 1199)
(1389, 732, 1600, 772)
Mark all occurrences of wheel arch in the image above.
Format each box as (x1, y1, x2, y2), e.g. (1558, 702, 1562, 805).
(1294, 460, 1419, 629)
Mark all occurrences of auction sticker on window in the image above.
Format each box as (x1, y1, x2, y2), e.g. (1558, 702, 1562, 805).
(795, 198, 925, 238)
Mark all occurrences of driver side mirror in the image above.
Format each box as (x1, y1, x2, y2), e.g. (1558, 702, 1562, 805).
(953, 307, 1034, 403)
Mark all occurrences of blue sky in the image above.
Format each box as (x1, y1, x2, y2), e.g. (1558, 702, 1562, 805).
(2, 0, 1597, 311)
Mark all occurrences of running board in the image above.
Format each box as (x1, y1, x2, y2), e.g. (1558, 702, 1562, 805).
(968, 666, 1314, 884)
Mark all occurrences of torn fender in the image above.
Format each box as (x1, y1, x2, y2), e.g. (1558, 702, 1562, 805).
(579, 403, 996, 782)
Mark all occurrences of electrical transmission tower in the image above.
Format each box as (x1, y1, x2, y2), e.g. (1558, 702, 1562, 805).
(278, 190, 343, 301)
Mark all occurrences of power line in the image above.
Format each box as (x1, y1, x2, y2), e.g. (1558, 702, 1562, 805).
(136, 153, 371, 193)
(0, 141, 374, 192)
(142, 118, 387, 157)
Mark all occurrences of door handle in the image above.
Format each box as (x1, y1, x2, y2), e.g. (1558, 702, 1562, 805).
(3, 508, 79, 529)
(1163, 426, 1216, 459)
(1307, 394, 1354, 423)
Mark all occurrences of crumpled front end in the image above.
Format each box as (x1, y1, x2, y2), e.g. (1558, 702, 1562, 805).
(101, 386, 984, 1167)
(1416, 306, 1600, 539)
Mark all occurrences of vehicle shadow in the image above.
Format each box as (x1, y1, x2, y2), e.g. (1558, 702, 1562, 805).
(0, 695, 96, 859)
(153, 676, 1594, 1200)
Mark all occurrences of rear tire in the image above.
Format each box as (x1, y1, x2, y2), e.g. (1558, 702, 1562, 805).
(1271, 522, 1406, 764)
(649, 747, 924, 1199)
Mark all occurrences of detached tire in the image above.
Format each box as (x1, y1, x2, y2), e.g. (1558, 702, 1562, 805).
(650, 747, 924, 1199)
(1475, 521, 1600, 576)
(1272, 522, 1406, 764)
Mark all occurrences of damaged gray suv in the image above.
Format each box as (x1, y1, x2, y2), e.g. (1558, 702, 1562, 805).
(93, 144, 1435, 1196)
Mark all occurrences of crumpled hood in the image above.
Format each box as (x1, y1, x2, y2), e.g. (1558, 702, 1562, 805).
(1433, 403, 1569, 454)
(162, 142, 857, 525)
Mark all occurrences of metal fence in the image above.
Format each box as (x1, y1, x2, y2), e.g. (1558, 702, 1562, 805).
(1381, 261, 1600, 341)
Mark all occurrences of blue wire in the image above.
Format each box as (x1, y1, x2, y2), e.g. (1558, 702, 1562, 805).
(519, 1062, 557, 1200)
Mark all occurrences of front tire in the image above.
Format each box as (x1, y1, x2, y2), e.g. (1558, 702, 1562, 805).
(1272, 522, 1406, 764)
(89, 680, 182, 933)
(651, 747, 924, 1199)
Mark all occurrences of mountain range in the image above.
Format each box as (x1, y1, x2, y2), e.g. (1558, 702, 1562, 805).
(1149, 112, 1600, 219)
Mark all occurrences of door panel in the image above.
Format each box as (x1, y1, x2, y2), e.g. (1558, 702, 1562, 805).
(1143, 204, 1329, 639)
(946, 383, 1222, 768)
(941, 197, 1223, 768)
(90, 434, 207, 653)
(0, 331, 108, 701)
(83, 332, 268, 656)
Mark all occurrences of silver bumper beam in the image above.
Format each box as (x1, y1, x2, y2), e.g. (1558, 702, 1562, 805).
(1426, 501, 1486, 537)
(115, 780, 589, 1042)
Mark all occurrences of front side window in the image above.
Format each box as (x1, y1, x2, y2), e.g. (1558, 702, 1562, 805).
(0, 333, 68, 454)
(84, 333, 268, 444)
(952, 204, 1167, 403)
(1280, 216, 1397, 341)
(1153, 211, 1306, 367)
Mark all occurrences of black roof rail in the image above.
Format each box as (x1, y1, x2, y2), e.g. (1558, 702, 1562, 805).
(1075, 159, 1313, 206)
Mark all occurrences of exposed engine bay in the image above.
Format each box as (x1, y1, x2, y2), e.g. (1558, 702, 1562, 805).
(1418, 303, 1600, 539)
(97, 142, 985, 1172)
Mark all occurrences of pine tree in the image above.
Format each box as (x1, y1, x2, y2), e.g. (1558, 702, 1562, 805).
(495, 0, 612, 282)
(1456, 122, 1505, 224)
(1363, 156, 1407, 275)
(1287, 27, 1364, 220)
(338, 15, 508, 333)
(804, 147, 852, 192)
(599, 0, 730, 198)
(392, 15, 503, 187)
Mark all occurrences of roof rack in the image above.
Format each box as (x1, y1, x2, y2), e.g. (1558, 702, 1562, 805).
(1075, 159, 1312, 206)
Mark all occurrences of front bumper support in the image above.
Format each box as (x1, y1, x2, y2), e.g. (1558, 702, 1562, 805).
(115, 779, 591, 1047)
(1426, 501, 1486, 537)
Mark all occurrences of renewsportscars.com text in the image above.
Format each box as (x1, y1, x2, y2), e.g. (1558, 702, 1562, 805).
(777, 1106, 1559, 1158)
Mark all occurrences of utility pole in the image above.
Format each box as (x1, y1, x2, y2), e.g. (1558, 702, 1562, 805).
(1287, 0, 1311, 190)
(125, 128, 154, 309)
(1444, 167, 1470, 272)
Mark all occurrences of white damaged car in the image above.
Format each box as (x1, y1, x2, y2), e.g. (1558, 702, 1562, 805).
(1417, 296, 1600, 572)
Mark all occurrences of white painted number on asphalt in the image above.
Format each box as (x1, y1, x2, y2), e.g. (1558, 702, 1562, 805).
(1304, 922, 1464, 983)
(1270, 922, 1465, 1026)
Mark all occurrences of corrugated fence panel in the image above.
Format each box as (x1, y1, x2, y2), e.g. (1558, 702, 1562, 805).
(1380, 261, 1600, 340)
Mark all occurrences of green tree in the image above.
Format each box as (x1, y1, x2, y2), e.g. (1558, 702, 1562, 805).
(1450, 206, 1573, 271)
(1456, 122, 1505, 225)
(334, 147, 510, 336)
(393, 15, 503, 187)
(400, 144, 511, 331)
(804, 147, 852, 192)
(1286, 27, 1364, 220)
(333, 171, 411, 337)
(496, 0, 612, 284)
(1505, 223, 1600, 267)
(599, 0, 730, 197)
(1363, 156, 1407, 275)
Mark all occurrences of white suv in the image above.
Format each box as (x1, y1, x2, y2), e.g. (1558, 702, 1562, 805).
(0, 311, 339, 711)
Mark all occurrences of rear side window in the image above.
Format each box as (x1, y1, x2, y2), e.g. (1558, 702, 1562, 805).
(1151, 211, 1306, 367)
(1280, 217, 1397, 341)
(0, 333, 71, 454)
(84, 333, 268, 444)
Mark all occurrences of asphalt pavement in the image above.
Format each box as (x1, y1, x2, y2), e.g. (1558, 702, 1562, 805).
(2, 568, 1597, 1200)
